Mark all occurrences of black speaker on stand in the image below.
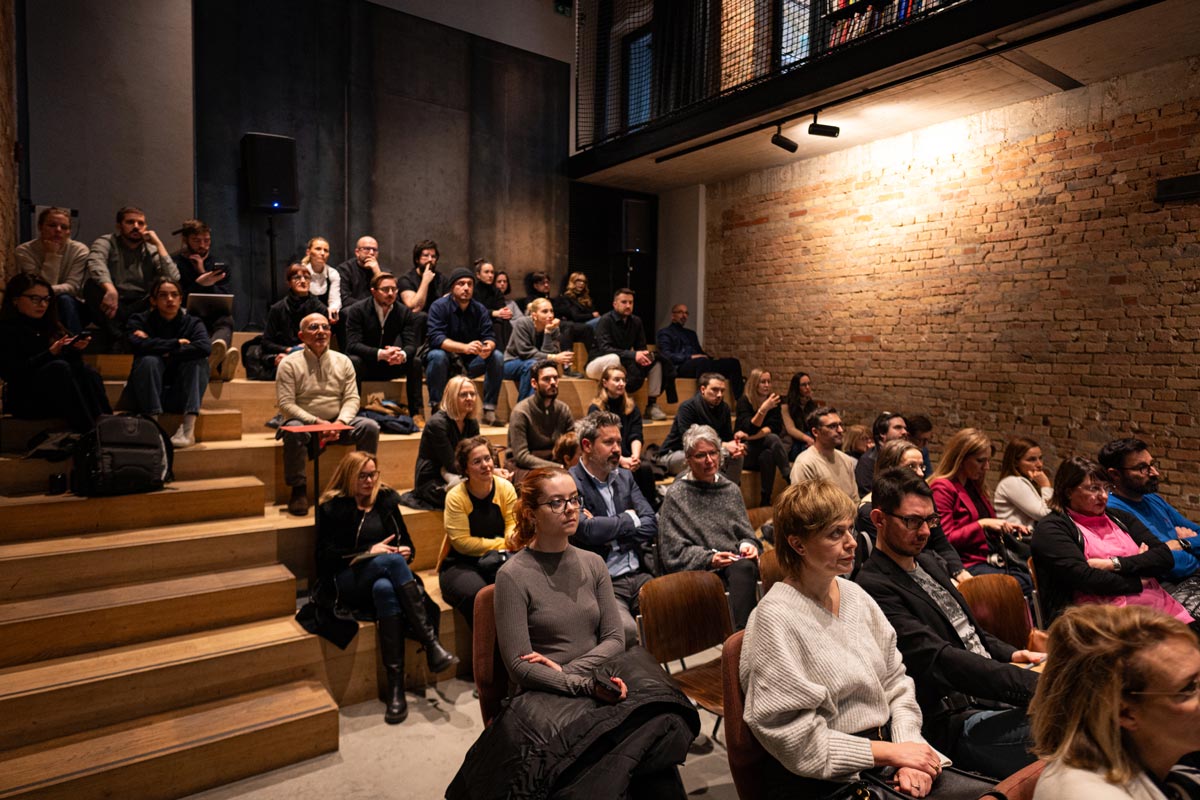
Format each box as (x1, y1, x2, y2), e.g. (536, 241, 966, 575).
(241, 132, 299, 301)
(620, 198, 652, 288)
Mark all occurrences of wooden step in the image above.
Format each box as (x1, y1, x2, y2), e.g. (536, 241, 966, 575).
(81, 353, 133, 380)
(0, 680, 338, 800)
(0, 564, 296, 668)
(0, 417, 69, 455)
(0, 617, 325, 750)
(0, 516, 290, 602)
(739, 470, 790, 509)
(159, 408, 243, 441)
(0, 476, 265, 542)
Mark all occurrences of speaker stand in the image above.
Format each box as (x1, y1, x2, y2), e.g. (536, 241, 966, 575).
(266, 214, 278, 301)
(625, 254, 634, 289)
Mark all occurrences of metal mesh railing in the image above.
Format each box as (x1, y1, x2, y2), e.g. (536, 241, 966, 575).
(576, 0, 967, 151)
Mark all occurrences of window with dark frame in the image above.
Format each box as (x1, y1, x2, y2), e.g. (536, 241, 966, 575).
(623, 27, 653, 131)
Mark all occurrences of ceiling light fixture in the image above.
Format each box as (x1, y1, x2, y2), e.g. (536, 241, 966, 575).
(808, 111, 840, 138)
(770, 124, 798, 153)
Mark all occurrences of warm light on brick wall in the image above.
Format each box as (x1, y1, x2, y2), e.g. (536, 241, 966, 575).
(706, 57, 1200, 509)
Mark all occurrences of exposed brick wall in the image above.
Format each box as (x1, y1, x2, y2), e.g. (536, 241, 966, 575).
(705, 56, 1200, 509)
(0, 2, 15, 269)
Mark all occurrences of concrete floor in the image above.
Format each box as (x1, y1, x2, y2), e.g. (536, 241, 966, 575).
(184, 677, 739, 800)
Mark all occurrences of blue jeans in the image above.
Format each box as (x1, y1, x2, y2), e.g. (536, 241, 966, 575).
(56, 294, 86, 334)
(503, 358, 537, 401)
(128, 354, 209, 415)
(425, 348, 503, 408)
(952, 706, 1036, 779)
(354, 553, 415, 617)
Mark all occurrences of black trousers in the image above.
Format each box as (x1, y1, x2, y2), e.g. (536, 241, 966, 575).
(718, 558, 759, 630)
(438, 562, 492, 628)
(5, 358, 111, 432)
(745, 433, 790, 506)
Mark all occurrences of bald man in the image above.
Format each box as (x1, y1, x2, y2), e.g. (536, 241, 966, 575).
(656, 303, 744, 398)
(276, 312, 380, 515)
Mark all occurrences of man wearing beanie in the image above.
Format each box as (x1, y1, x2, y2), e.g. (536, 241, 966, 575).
(425, 267, 505, 425)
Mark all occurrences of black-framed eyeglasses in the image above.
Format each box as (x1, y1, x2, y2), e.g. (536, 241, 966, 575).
(1127, 678, 1200, 704)
(820, 422, 845, 430)
(539, 494, 582, 514)
(357, 471, 379, 481)
(1120, 462, 1158, 475)
(20, 293, 52, 305)
(885, 511, 940, 532)
(304, 323, 331, 331)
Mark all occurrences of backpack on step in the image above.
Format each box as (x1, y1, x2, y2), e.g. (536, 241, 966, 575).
(72, 414, 174, 496)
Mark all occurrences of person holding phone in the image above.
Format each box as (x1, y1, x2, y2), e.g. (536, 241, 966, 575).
(316, 451, 457, 724)
(736, 367, 792, 508)
(0, 273, 109, 432)
(173, 219, 238, 381)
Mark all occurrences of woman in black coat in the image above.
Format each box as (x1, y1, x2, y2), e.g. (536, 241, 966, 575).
(410, 375, 481, 508)
(0, 273, 109, 432)
(1031, 456, 1189, 627)
(316, 450, 458, 723)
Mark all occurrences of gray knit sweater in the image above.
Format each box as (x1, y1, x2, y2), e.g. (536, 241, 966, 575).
(503, 315, 561, 361)
(739, 579, 928, 781)
(659, 477, 759, 572)
(507, 396, 574, 469)
(494, 545, 624, 696)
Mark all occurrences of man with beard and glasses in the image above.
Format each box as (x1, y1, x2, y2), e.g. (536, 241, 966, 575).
(1099, 437, 1200, 617)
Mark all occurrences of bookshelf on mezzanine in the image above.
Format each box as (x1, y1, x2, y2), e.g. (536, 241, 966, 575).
(822, 0, 944, 50)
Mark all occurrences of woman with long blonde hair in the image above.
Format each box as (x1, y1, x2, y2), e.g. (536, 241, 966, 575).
(930, 428, 1031, 589)
(316, 451, 457, 724)
(735, 367, 791, 508)
(553, 271, 599, 375)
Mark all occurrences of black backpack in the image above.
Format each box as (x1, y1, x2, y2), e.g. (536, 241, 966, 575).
(72, 414, 174, 496)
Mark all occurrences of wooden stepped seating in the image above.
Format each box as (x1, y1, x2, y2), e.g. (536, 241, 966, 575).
(739, 470, 790, 509)
(0, 407, 241, 455)
(0, 476, 265, 541)
(0, 563, 296, 669)
(0, 679, 338, 800)
(0, 616, 331, 750)
(81, 353, 133, 379)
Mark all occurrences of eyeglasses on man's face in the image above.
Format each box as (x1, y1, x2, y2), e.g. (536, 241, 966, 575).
(1120, 461, 1159, 476)
(885, 512, 940, 533)
(304, 322, 331, 331)
(538, 494, 582, 514)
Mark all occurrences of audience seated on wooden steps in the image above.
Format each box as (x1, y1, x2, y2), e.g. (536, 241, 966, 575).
(171, 218, 239, 381)
(552, 271, 601, 377)
(659, 423, 762, 630)
(657, 372, 745, 483)
(244, 263, 327, 382)
(0, 272, 110, 434)
(404, 375, 481, 511)
(473, 258, 514, 353)
(297, 450, 457, 724)
(586, 287, 676, 420)
(735, 367, 792, 509)
(119, 276, 209, 449)
(507, 359, 575, 485)
(502, 297, 573, 402)
(656, 302, 744, 398)
(275, 311, 380, 516)
(9, 206, 90, 333)
(343, 271, 424, 419)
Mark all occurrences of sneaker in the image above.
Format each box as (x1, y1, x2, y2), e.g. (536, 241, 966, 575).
(209, 339, 228, 379)
(482, 409, 498, 427)
(646, 404, 667, 421)
(220, 346, 241, 381)
(288, 485, 310, 516)
(170, 425, 196, 449)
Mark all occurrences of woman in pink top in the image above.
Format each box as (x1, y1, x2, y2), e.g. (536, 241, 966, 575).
(1031, 456, 1193, 630)
(929, 429, 1032, 592)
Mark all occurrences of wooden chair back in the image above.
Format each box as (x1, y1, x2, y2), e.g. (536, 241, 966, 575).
(757, 549, 784, 597)
(722, 630, 771, 800)
(957, 573, 1033, 650)
(471, 585, 508, 726)
(979, 759, 1045, 800)
(637, 571, 733, 665)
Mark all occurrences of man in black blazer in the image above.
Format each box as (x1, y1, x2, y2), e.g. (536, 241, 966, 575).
(856, 467, 1043, 780)
(568, 410, 657, 644)
(343, 272, 424, 423)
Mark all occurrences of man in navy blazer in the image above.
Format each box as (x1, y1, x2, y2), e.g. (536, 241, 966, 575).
(856, 467, 1043, 780)
(569, 409, 657, 644)
(343, 272, 424, 421)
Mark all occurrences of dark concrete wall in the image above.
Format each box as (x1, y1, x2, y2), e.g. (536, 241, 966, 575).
(194, 0, 568, 328)
(0, 1, 15, 272)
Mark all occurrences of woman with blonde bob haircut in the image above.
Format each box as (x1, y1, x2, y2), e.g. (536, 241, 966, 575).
(409, 374, 481, 509)
(741, 479, 989, 798)
(930, 428, 1031, 588)
(315, 451, 457, 724)
(1029, 604, 1200, 799)
(449, 467, 700, 797)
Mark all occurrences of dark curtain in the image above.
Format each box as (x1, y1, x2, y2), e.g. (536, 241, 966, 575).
(651, 0, 722, 119)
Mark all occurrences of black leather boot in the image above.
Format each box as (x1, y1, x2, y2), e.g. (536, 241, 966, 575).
(376, 614, 408, 724)
(398, 580, 460, 674)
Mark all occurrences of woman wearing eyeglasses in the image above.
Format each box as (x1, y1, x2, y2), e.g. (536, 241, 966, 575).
(439, 436, 516, 629)
(0, 273, 110, 432)
(315, 450, 458, 725)
(448, 467, 700, 799)
(256, 263, 328, 380)
(660, 424, 761, 629)
(1029, 604, 1200, 799)
(1031, 456, 1192, 629)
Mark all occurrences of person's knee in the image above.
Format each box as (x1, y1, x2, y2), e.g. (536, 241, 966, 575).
(371, 577, 399, 610)
(131, 355, 166, 376)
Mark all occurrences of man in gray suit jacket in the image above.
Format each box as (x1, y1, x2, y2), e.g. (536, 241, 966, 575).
(569, 410, 657, 644)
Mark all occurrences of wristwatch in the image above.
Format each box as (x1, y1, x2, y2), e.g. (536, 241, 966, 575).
(1180, 538, 1193, 552)
(1110, 556, 1122, 572)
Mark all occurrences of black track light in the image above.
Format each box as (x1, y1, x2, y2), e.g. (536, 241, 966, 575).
(808, 111, 840, 138)
(770, 124, 798, 153)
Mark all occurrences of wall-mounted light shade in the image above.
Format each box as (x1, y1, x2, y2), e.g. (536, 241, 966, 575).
(771, 125, 798, 153)
(808, 111, 840, 138)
